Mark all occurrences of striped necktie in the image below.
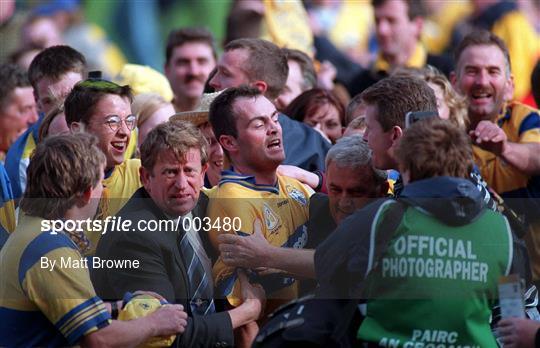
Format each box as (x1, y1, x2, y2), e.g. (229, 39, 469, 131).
(179, 225, 216, 316)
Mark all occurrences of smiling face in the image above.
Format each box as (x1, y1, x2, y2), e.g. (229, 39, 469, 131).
(165, 42, 216, 101)
(453, 44, 513, 124)
(209, 48, 251, 91)
(227, 95, 285, 172)
(141, 148, 206, 217)
(85, 94, 133, 170)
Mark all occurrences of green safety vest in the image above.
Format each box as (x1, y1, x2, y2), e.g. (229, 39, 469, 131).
(358, 201, 513, 348)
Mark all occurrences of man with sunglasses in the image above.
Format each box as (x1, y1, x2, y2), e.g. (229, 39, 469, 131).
(64, 78, 142, 252)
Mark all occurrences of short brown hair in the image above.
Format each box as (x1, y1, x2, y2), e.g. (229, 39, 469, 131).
(20, 133, 105, 219)
(165, 27, 217, 64)
(282, 48, 317, 91)
(209, 85, 262, 141)
(64, 78, 133, 126)
(224, 38, 288, 99)
(140, 120, 208, 173)
(454, 30, 511, 75)
(396, 118, 473, 182)
(392, 66, 469, 130)
(360, 76, 437, 131)
(28, 45, 86, 93)
(372, 0, 426, 19)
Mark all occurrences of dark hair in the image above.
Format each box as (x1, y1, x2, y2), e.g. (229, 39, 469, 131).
(27, 45, 86, 93)
(372, 0, 426, 19)
(165, 27, 217, 64)
(454, 30, 511, 75)
(396, 118, 472, 181)
(224, 38, 288, 99)
(64, 79, 133, 125)
(284, 88, 345, 126)
(0, 64, 31, 110)
(141, 120, 208, 173)
(282, 48, 317, 91)
(224, 7, 263, 45)
(20, 133, 105, 219)
(209, 85, 262, 141)
(360, 76, 437, 131)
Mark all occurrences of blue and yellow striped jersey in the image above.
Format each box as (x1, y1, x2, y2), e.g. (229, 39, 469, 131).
(0, 215, 111, 346)
(208, 171, 312, 306)
(0, 163, 16, 249)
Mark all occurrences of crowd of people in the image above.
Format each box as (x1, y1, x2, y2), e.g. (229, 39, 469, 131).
(1, 0, 539, 347)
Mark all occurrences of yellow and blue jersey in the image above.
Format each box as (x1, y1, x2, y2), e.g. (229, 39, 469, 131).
(0, 215, 111, 346)
(4, 115, 137, 204)
(0, 163, 16, 249)
(4, 118, 41, 202)
(473, 102, 540, 197)
(208, 170, 313, 306)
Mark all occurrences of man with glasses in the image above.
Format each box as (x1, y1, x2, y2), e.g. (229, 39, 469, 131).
(64, 77, 141, 251)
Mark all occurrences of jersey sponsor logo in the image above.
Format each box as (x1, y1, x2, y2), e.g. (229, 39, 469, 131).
(263, 203, 279, 232)
(286, 185, 307, 206)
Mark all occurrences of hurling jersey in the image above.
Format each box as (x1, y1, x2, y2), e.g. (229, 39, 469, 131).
(0, 163, 15, 249)
(208, 171, 313, 307)
(0, 215, 110, 346)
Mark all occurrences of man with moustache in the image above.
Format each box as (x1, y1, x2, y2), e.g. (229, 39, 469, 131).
(164, 27, 217, 113)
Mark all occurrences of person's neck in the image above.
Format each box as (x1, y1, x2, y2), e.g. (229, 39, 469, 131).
(233, 163, 278, 186)
(383, 42, 417, 69)
(174, 95, 200, 112)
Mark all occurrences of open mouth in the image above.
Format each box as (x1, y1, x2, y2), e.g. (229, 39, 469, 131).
(471, 90, 492, 102)
(111, 141, 126, 152)
(267, 139, 281, 150)
(213, 160, 224, 168)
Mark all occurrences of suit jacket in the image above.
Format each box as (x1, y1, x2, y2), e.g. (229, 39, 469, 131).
(91, 187, 233, 348)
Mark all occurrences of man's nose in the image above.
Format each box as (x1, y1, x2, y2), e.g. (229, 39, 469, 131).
(174, 173, 189, 190)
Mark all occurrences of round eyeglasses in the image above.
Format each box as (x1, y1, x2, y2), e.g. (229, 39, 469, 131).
(104, 114, 137, 132)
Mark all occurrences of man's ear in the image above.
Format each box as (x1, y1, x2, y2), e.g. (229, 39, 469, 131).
(219, 134, 238, 153)
(504, 74, 515, 102)
(251, 80, 268, 94)
(76, 186, 92, 207)
(412, 17, 424, 39)
(390, 125, 403, 144)
(70, 122, 84, 133)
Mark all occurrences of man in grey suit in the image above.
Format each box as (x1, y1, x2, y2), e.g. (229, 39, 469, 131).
(92, 121, 264, 347)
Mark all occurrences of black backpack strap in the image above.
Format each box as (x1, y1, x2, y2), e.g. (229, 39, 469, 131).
(370, 200, 407, 272)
